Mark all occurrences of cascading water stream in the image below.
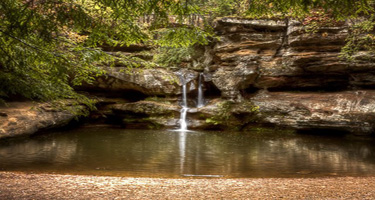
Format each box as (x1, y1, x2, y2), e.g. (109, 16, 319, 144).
(197, 73, 205, 108)
(178, 77, 188, 131)
(177, 72, 205, 131)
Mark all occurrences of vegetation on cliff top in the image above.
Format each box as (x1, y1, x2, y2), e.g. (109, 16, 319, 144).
(0, 0, 211, 104)
(1, 0, 375, 104)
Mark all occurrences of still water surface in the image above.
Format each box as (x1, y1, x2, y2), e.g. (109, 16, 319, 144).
(0, 127, 374, 178)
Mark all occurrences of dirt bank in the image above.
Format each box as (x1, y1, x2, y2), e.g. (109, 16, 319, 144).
(0, 172, 375, 199)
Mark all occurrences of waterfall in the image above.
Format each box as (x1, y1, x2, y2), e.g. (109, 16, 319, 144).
(176, 71, 205, 131)
(178, 77, 188, 131)
(197, 73, 205, 108)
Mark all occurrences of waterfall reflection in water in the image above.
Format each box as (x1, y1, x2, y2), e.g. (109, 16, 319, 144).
(0, 127, 375, 178)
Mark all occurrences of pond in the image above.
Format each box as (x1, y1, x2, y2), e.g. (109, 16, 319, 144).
(0, 127, 374, 178)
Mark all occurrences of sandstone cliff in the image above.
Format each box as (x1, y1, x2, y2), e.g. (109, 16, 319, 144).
(2, 17, 375, 138)
(93, 17, 375, 135)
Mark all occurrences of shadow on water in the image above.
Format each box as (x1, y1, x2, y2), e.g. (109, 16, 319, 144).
(0, 127, 375, 178)
(297, 128, 351, 137)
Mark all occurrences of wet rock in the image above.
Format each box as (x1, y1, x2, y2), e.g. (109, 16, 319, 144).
(174, 68, 199, 93)
(110, 101, 181, 129)
(250, 90, 375, 134)
(112, 101, 180, 115)
(186, 99, 260, 130)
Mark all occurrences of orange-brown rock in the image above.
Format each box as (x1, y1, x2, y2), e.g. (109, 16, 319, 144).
(0, 102, 87, 139)
(250, 90, 375, 134)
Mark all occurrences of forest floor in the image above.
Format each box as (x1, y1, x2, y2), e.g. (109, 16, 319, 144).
(1, 172, 375, 199)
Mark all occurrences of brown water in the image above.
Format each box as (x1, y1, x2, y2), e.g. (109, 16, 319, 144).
(0, 127, 374, 178)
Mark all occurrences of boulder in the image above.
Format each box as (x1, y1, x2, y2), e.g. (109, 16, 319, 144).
(212, 64, 258, 100)
(0, 101, 87, 139)
(84, 67, 182, 96)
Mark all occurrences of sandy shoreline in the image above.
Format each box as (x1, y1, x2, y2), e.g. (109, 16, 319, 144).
(0, 172, 375, 199)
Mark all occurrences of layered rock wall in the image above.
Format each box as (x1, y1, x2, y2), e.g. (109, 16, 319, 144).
(80, 17, 375, 135)
(205, 18, 375, 134)
(211, 18, 375, 96)
(4, 17, 374, 138)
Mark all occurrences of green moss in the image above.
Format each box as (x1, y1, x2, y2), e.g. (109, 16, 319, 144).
(205, 118, 221, 125)
(204, 100, 259, 128)
(122, 117, 163, 130)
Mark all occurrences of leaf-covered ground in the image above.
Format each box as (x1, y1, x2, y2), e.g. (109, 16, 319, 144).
(0, 172, 374, 199)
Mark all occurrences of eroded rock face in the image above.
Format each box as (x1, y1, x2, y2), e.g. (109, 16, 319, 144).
(201, 18, 375, 134)
(250, 90, 375, 134)
(212, 64, 258, 100)
(84, 67, 182, 96)
(0, 102, 87, 139)
(209, 18, 375, 95)
(210, 18, 287, 99)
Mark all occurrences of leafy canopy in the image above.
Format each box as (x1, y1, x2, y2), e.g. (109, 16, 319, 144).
(246, 0, 373, 19)
(1, 0, 375, 105)
(0, 0, 211, 104)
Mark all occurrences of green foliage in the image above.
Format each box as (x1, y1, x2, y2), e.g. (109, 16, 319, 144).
(302, 10, 341, 33)
(246, 0, 374, 19)
(110, 52, 157, 70)
(154, 26, 213, 48)
(340, 15, 375, 61)
(154, 46, 194, 68)
(199, 0, 239, 18)
(0, 0, 212, 106)
(2, 0, 375, 108)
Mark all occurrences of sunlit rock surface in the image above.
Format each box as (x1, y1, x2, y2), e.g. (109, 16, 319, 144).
(210, 18, 375, 93)
(250, 90, 375, 134)
(0, 102, 86, 139)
